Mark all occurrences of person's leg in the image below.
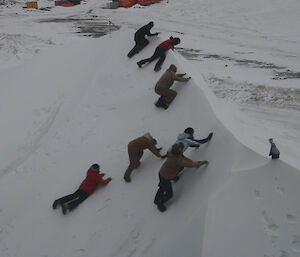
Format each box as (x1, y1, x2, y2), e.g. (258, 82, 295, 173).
(67, 190, 89, 211)
(165, 89, 177, 104)
(136, 38, 149, 53)
(52, 190, 80, 209)
(124, 149, 143, 182)
(162, 180, 173, 203)
(128, 38, 149, 57)
(154, 175, 172, 212)
(154, 50, 166, 71)
(154, 175, 173, 204)
(137, 47, 160, 67)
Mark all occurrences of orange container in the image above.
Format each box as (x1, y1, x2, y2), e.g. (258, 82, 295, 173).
(137, 0, 160, 5)
(119, 0, 137, 8)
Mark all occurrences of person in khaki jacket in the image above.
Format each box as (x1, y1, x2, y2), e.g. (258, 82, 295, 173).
(154, 143, 208, 212)
(155, 64, 191, 109)
(124, 132, 165, 182)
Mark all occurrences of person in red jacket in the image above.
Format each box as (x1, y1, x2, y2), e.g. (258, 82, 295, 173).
(137, 36, 181, 72)
(52, 163, 112, 215)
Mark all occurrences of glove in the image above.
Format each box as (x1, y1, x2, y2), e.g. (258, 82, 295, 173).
(100, 173, 106, 177)
(202, 160, 209, 166)
(161, 154, 167, 159)
(107, 177, 112, 182)
(188, 77, 191, 80)
(156, 147, 162, 152)
(155, 32, 160, 36)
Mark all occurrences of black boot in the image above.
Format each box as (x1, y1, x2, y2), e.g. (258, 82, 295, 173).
(137, 61, 143, 68)
(154, 65, 161, 72)
(155, 97, 168, 109)
(157, 203, 166, 212)
(52, 200, 59, 210)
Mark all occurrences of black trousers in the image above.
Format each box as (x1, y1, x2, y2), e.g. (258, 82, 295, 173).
(128, 37, 149, 57)
(154, 174, 173, 205)
(138, 47, 166, 68)
(54, 189, 89, 211)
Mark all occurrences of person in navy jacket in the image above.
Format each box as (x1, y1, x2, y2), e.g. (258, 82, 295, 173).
(127, 21, 159, 58)
(137, 36, 181, 72)
(52, 163, 112, 215)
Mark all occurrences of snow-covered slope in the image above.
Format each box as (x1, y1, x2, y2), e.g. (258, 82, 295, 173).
(0, 26, 299, 257)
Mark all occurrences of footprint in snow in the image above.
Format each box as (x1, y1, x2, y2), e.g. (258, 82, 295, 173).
(262, 210, 280, 238)
(286, 213, 299, 224)
(276, 186, 285, 195)
(291, 235, 300, 252)
(254, 190, 263, 199)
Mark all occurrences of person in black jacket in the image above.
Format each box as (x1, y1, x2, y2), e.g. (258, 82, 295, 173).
(269, 138, 280, 159)
(127, 21, 159, 58)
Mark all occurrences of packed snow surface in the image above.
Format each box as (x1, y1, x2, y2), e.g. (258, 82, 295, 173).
(0, 0, 299, 257)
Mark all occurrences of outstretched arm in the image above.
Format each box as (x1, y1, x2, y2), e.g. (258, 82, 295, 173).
(97, 174, 112, 185)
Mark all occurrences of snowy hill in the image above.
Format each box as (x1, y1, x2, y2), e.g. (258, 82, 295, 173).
(0, 27, 299, 257)
(0, 1, 300, 257)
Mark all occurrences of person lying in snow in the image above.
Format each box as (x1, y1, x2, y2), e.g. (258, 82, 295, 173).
(52, 164, 111, 215)
(269, 138, 280, 159)
(127, 21, 159, 58)
(154, 64, 191, 109)
(154, 142, 209, 212)
(137, 36, 181, 72)
(124, 132, 165, 182)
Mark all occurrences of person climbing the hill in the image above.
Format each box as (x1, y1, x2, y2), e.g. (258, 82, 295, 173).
(175, 127, 213, 152)
(52, 163, 112, 215)
(124, 132, 166, 182)
(127, 21, 159, 58)
(167, 127, 213, 181)
(269, 138, 280, 159)
(154, 64, 191, 109)
(137, 36, 181, 72)
(154, 143, 209, 212)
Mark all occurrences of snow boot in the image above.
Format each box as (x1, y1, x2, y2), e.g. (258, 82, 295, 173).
(157, 203, 166, 212)
(124, 176, 131, 183)
(137, 61, 143, 68)
(52, 200, 59, 210)
(154, 65, 161, 72)
(155, 97, 169, 109)
(62, 203, 69, 215)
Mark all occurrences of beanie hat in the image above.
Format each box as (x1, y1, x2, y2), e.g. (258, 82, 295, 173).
(91, 163, 100, 172)
(172, 37, 181, 45)
(169, 64, 177, 72)
(144, 132, 153, 141)
(184, 127, 194, 136)
(171, 143, 184, 155)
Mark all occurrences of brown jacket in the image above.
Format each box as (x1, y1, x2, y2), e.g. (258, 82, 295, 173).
(159, 152, 202, 180)
(155, 68, 189, 93)
(128, 136, 161, 157)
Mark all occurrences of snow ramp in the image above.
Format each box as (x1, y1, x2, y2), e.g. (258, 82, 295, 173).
(0, 28, 299, 257)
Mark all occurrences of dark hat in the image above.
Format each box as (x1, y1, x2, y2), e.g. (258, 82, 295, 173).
(91, 163, 100, 172)
(169, 64, 177, 72)
(171, 143, 184, 155)
(184, 127, 194, 136)
(172, 37, 181, 45)
(148, 21, 154, 27)
(152, 138, 157, 146)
